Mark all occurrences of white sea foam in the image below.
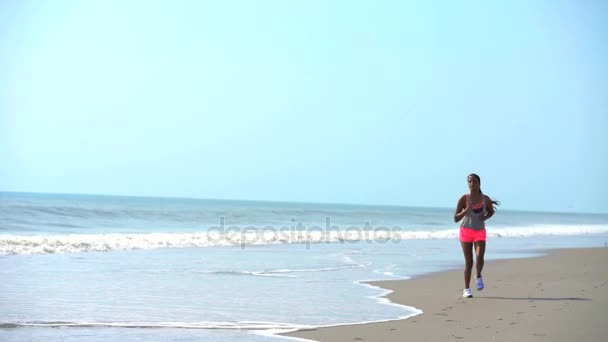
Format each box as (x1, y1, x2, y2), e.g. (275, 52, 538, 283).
(200, 266, 363, 278)
(0, 320, 311, 331)
(1, 224, 607, 255)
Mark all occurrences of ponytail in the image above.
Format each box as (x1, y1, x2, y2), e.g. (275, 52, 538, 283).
(480, 188, 500, 209)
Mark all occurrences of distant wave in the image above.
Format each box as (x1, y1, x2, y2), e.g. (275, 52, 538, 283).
(1, 225, 607, 255)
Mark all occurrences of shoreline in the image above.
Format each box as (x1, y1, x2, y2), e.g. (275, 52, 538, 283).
(280, 247, 608, 341)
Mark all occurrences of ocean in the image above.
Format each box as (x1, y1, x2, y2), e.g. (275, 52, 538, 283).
(2, 192, 607, 341)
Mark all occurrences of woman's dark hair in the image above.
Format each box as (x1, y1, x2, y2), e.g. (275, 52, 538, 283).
(468, 173, 500, 208)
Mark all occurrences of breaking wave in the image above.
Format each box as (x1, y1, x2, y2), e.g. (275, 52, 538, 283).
(1, 224, 607, 255)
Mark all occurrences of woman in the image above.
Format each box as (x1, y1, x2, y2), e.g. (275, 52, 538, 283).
(454, 173, 499, 298)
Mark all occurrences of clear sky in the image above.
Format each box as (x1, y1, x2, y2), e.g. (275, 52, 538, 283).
(1, 0, 607, 213)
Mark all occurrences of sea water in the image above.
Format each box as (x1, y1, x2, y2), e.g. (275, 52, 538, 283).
(1, 192, 607, 341)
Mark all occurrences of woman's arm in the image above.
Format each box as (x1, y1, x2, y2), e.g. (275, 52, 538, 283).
(454, 195, 468, 222)
(483, 195, 495, 221)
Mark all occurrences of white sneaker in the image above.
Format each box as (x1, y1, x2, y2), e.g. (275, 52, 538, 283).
(462, 288, 473, 298)
(476, 276, 484, 291)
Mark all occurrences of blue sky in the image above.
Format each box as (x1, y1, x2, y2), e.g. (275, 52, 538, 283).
(1, 0, 607, 213)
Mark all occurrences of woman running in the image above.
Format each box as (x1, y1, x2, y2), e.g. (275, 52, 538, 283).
(454, 173, 499, 298)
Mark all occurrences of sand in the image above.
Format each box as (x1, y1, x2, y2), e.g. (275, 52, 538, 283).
(282, 247, 608, 341)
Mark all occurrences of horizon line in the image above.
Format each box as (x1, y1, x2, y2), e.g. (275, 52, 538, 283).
(1, 190, 607, 216)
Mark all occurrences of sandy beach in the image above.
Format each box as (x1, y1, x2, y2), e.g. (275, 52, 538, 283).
(282, 247, 608, 342)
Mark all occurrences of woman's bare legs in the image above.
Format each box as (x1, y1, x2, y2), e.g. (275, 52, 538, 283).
(474, 241, 486, 279)
(460, 241, 474, 288)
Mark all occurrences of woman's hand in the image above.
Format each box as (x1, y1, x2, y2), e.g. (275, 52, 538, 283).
(454, 196, 469, 223)
(461, 203, 469, 214)
(482, 196, 495, 222)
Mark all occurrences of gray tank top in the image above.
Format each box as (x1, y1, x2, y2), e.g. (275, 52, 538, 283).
(461, 194, 486, 231)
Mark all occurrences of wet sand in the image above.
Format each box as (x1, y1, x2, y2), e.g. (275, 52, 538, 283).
(282, 247, 608, 341)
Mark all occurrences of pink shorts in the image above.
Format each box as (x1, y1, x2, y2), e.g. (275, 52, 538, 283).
(459, 226, 486, 243)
